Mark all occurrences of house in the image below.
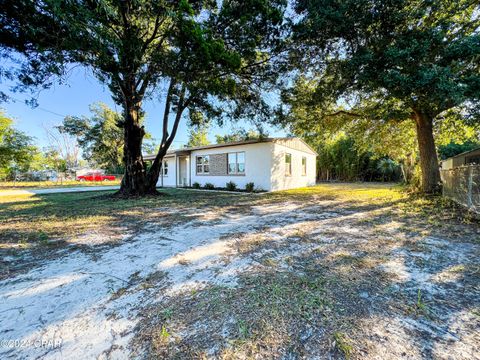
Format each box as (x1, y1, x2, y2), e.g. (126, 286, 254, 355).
(143, 137, 317, 191)
(441, 147, 480, 170)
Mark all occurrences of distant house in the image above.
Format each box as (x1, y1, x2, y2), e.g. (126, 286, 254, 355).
(441, 147, 480, 170)
(144, 137, 317, 191)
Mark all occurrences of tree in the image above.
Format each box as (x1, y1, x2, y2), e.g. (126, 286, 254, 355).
(0, 111, 37, 177)
(1, 0, 286, 196)
(288, 0, 480, 193)
(186, 124, 210, 148)
(62, 103, 129, 173)
(438, 141, 479, 160)
(43, 124, 80, 171)
(215, 129, 265, 144)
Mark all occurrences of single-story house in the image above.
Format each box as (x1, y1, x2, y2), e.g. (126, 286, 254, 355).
(143, 137, 317, 191)
(441, 147, 480, 170)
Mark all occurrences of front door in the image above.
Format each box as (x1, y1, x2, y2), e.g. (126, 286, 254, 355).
(178, 157, 189, 187)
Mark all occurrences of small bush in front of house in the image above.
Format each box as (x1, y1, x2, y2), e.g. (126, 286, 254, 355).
(204, 183, 215, 190)
(226, 181, 237, 191)
(192, 182, 201, 189)
(245, 182, 255, 192)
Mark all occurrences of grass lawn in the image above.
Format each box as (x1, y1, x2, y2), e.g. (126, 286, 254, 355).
(0, 183, 479, 359)
(0, 179, 122, 189)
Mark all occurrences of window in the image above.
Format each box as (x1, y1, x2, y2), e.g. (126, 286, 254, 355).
(466, 156, 480, 165)
(285, 153, 292, 176)
(228, 152, 245, 174)
(302, 156, 307, 176)
(162, 161, 168, 176)
(196, 155, 210, 174)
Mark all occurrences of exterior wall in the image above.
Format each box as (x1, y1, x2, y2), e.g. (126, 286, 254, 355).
(157, 156, 176, 187)
(442, 149, 480, 169)
(441, 158, 454, 170)
(190, 143, 273, 191)
(270, 142, 317, 191)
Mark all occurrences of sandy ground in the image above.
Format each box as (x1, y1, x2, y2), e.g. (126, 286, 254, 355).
(0, 195, 479, 359)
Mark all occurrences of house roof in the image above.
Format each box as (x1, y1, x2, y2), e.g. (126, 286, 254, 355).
(143, 137, 317, 161)
(445, 146, 480, 160)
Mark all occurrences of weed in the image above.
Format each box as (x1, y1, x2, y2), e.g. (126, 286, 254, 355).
(415, 289, 431, 318)
(161, 308, 173, 320)
(159, 325, 170, 342)
(237, 319, 249, 340)
(333, 331, 353, 359)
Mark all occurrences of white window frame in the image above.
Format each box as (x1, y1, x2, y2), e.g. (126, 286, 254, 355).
(227, 152, 245, 175)
(285, 153, 292, 176)
(196, 155, 210, 174)
(302, 156, 307, 176)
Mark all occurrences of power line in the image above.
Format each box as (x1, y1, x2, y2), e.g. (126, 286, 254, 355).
(8, 96, 67, 118)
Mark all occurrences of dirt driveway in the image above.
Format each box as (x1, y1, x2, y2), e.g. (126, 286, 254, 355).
(0, 184, 479, 359)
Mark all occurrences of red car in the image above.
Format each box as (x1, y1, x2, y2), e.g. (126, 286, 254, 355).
(76, 172, 116, 182)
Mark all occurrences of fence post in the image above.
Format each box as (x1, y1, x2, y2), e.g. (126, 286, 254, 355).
(467, 165, 473, 209)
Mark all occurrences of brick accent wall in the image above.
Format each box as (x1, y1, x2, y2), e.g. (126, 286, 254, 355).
(210, 153, 227, 175)
(197, 153, 227, 175)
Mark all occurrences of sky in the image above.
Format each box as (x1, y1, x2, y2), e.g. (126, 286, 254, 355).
(0, 66, 287, 152)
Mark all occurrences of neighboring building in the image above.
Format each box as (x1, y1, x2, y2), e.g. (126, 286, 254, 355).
(441, 147, 480, 170)
(144, 137, 317, 191)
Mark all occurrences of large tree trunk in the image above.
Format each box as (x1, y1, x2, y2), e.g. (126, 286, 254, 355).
(413, 111, 441, 194)
(145, 154, 162, 193)
(117, 101, 151, 196)
(144, 81, 187, 194)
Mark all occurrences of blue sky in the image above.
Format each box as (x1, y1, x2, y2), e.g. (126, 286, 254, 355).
(0, 67, 287, 152)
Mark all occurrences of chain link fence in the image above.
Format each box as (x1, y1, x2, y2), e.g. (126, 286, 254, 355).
(441, 165, 480, 214)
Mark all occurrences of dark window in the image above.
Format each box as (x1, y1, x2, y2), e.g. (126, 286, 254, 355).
(163, 161, 168, 176)
(466, 156, 480, 165)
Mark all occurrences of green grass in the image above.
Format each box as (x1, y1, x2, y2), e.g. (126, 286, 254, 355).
(1, 182, 472, 254)
(0, 179, 121, 189)
(0, 188, 243, 251)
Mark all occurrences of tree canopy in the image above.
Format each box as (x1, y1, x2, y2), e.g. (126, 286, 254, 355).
(61, 103, 155, 173)
(283, 0, 480, 192)
(186, 124, 210, 148)
(215, 129, 266, 144)
(0, 111, 37, 177)
(1, 0, 287, 195)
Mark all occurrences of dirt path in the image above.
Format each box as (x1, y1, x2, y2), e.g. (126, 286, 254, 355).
(0, 195, 479, 359)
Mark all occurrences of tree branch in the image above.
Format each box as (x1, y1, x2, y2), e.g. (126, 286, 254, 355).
(325, 110, 362, 117)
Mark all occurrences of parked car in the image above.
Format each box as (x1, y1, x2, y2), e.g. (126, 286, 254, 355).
(76, 172, 116, 182)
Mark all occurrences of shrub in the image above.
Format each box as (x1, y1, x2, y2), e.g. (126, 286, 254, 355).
(226, 181, 237, 191)
(204, 183, 215, 190)
(245, 182, 255, 192)
(192, 182, 201, 189)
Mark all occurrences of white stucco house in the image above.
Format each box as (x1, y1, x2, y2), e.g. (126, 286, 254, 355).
(143, 137, 317, 191)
